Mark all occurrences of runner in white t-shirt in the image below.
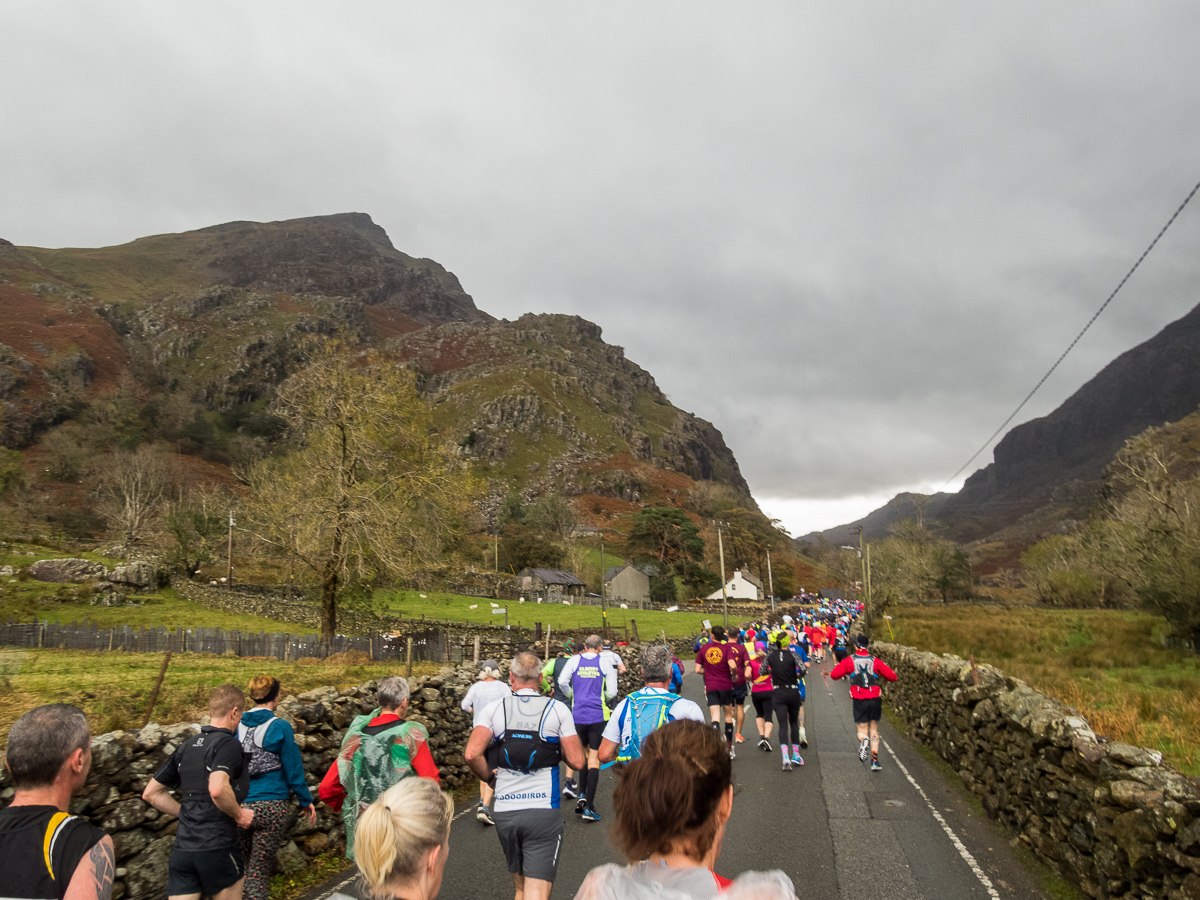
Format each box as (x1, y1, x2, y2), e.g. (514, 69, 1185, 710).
(599, 645, 705, 764)
(466, 651, 585, 900)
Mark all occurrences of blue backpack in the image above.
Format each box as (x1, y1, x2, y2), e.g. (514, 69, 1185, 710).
(668, 660, 684, 694)
(615, 690, 676, 762)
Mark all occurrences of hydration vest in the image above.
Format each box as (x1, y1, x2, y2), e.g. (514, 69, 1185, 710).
(615, 690, 676, 762)
(237, 715, 282, 776)
(851, 655, 879, 690)
(496, 695, 562, 773)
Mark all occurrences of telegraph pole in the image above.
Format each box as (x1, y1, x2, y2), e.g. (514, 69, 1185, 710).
(714, 520, 729, 629)
(859, 525, 869, 641)
(226, 509, 235, 589)
(766, 549, 774, 612)
(599, 530, 608, 639)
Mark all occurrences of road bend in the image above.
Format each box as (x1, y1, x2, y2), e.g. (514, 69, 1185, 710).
(304, 657, 1048, 900)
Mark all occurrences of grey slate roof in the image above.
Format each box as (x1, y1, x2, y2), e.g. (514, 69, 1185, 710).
(529, 568, 586, 586)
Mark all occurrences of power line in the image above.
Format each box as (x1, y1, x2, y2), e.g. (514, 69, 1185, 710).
(943, 179, 1200, 490)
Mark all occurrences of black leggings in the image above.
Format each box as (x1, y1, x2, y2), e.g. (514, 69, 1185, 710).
(751, 692, 773, 723)
(772, 689, 801, 748)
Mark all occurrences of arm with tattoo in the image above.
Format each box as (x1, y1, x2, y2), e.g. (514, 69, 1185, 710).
(64, 835, 114, 900)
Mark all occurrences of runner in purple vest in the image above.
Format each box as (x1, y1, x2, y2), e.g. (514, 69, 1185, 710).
(557, 634, 617, 822)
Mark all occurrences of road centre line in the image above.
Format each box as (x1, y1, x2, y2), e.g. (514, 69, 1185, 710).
(883, 738, 1002, 900)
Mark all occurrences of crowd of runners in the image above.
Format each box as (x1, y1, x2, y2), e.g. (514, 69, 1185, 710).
(0, 596, 897, 900)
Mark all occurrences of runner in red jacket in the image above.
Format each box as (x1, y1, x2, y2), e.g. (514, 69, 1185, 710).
(829, 635, 898, 772)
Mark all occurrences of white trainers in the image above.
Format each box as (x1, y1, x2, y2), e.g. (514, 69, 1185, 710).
(799, 727, 808, 749)
(859, 737, 870, 762)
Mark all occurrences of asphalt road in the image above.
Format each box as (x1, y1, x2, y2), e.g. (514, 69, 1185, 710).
(304, 656, 1049, 900)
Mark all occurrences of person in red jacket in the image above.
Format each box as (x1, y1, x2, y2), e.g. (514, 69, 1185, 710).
(829, 634, 898, 772)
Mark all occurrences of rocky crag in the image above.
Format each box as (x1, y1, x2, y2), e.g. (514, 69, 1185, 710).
(0, 214, 753, 522)
(803, 300, 1200, 548)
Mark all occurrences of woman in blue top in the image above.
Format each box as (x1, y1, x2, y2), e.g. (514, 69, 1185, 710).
(239, 675, 317, 900)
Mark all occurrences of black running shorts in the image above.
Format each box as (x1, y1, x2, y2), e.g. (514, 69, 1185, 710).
(168, 848, 245, 897)
(705, 689, 734, 707)
(575, 720, 605, 750)
(495, 809, 564, 882)
(852, 697, 883, 724)
(732, 683, 748, 702)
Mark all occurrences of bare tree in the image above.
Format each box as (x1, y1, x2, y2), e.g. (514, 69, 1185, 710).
(92, 444, 171, 545)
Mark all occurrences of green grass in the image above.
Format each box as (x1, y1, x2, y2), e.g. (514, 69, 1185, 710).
(889, 605, 1200, 776)
(379, 588, 713, 638)
(0, 649, 444, 741)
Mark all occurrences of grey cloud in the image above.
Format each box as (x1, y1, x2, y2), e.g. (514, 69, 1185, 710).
(3, 2, 1200, 531)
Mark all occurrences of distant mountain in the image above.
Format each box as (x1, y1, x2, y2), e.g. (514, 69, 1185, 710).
(802, 299, 1200, 546)
(0, 213, 755, 525)
(797, 491, 955, 545)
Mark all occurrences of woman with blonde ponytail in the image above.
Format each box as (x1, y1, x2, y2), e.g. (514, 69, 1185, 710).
(354, 777, 453, 900)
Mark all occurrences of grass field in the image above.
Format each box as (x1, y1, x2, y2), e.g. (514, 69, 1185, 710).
(888, 605, 1200, 776)
(380, 588, 723, 639)
(0, 649, 443, 743)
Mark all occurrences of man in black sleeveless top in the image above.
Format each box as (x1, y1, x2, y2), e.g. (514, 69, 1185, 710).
(143, 684, 254, 900)
(0, 703, 114, 900)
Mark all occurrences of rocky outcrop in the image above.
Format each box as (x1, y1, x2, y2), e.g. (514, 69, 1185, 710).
(29, 558, 107, 583)
(875, 641, 1200, 899)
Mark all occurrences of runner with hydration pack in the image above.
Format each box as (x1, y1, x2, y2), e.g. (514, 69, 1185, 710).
(749, 640, 774, 751)
(767, 634, 807, 771)
(466, 652, 585, 900)
(599, 645, 705, 764)
(830, 634, 898, 771)
(557, 635, 618, 821)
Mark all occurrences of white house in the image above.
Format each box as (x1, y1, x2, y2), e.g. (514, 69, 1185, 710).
(706, 568, 763, 601)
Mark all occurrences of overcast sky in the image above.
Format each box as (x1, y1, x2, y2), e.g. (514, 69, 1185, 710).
(4, 2, 1200, 537)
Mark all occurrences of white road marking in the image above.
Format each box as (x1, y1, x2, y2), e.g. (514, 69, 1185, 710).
(883, 739, 1002, 900)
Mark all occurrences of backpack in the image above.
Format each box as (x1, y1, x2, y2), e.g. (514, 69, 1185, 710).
(668, 659, 684, 693)
(237, 715, 283, 776)
(851, 655, 879, 690)
(616, 690, 676, 762)
(496, 695, 562, 773)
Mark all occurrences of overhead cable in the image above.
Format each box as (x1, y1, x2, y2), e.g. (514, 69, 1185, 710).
(943, 178, 1200, 490)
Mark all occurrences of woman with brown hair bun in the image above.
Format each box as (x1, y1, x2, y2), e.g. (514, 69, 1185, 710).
(239, 675, 316, 900)
(573, 720, 795, 900)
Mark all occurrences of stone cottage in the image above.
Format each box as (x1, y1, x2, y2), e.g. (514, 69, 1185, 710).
(515, 568, 587, 601)
(706, 568, 763, 601)
(604, 562, 651, 609)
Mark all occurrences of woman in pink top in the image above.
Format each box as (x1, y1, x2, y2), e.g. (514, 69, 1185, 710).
(749, 641, 774, 752)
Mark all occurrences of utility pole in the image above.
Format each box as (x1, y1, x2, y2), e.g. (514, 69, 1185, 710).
(226, 509, 235, 589)
(859, 525, 869, 641)
(599, 531, 608, 639)
(288, 514, 297, 599)
(714, 520, 729, 629)
(766, 549, 774, 612)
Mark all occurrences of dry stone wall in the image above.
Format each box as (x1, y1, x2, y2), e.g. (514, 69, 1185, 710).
(873, 641, 1200, 900)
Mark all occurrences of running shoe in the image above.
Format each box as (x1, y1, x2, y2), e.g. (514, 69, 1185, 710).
(799, 727, 808, 749)
(759, 738, 772, 752)
(562, 780, 578, 799)
(782, 759, 792, 772)
(859, 737, 870, 762)
(792, 752, 804, 766)
(476, 805, 494, 825)
(575, 797, 586, 815)
(735, 734, 745, 743)
(581, 806, 601, 822)
(729, 744, 736, 760)
(871, 761, 883, 772)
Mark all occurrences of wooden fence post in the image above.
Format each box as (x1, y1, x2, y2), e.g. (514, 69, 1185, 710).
(142, 651, 172, 728)
(544, 625, 551, 661)
(630, 619, 639, 644)
(406, 637, 413, 678)
(473, 636, 480, 666)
